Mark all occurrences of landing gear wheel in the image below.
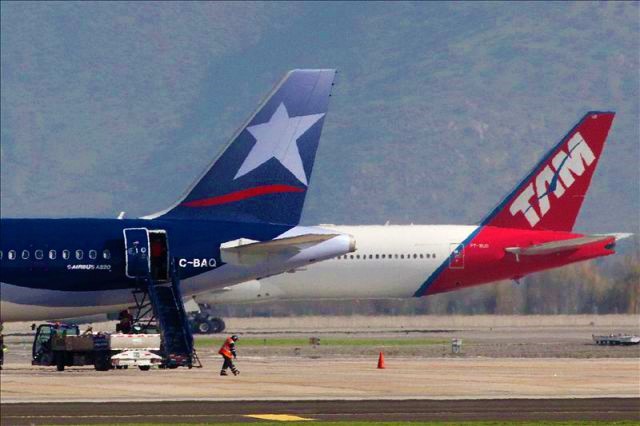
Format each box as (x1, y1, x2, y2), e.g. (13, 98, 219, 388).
(138, 365, 151, 371)
(209, 317, 226, 334)
(196, 320, 212, 334)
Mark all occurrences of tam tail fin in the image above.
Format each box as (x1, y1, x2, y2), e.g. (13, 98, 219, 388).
(144, 69, 337, 224)
(481, 111, 615, 232)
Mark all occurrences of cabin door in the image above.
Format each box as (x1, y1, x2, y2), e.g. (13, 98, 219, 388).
(149, 230, 170, 282)
(449, 243, 465, 269)
(123, 228, 151, 278)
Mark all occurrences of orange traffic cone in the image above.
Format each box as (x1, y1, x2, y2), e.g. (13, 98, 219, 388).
(377, 352, 385, 369)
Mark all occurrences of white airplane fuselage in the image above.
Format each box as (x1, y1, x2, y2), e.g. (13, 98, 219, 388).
(196, 224, 616, 305)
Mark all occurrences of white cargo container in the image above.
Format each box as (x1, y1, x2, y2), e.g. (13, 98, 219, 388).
(109, 333, 161, 350)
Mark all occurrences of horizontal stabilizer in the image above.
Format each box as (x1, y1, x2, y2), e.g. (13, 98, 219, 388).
(596, 232, 634, 242)
(221, 233, 340, 266)
(505, 235, 615, 257)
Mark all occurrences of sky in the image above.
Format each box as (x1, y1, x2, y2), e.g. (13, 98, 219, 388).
(1, 2, 638, 235)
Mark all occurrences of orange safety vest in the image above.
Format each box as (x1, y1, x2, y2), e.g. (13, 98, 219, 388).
(218, 337, 234, 358)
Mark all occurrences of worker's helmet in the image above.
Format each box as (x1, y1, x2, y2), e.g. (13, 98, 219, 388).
(231, 335, 239, 341)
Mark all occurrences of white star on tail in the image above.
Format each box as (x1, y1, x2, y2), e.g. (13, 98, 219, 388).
(234, 103, 325, 185)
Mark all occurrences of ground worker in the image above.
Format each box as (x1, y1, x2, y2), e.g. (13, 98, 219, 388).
(218, 335, 239, 376)
(150, 238, 166, 279)
(117, 309, 133, 334)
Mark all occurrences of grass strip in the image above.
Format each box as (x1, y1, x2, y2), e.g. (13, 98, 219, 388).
(195, 337, 450, 348)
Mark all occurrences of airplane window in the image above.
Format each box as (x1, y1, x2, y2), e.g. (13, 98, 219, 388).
(89, 250, 97, 260)
(35, 250, 44, 260)
(413, 254, 417, 259)
(63, 250, 70, 260)
(375, 254, 379, 259)
(381, 254, 385, 259)
(349, 255, 354, 259)
(394, 254, 398, 259)
(103, 249, 111, 260)
(49, 250, 57, 260)
(369, 254, 373, 259)
(356, 254, 360, 259)
(400, 254, 404, 259)
(75, 250, 83, 260)
(22, 250, 30, 260)
(426, 253, 430, 258)
(433, 253, 436, 258)
(420, 254, 424, 259)
(8, 250, 16, 260)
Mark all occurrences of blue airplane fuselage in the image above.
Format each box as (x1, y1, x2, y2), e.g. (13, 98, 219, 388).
(0, 218, 288, 292)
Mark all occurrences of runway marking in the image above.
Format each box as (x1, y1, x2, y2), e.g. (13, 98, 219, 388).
(246, 414, 315, 421)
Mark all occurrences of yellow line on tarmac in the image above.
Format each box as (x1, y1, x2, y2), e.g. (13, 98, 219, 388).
(246, 413, 315, 421)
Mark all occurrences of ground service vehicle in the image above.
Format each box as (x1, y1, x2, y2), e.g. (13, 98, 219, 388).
(32, 323, 161, 371)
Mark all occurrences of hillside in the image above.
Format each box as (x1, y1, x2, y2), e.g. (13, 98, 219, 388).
(1, 2, 638, 234)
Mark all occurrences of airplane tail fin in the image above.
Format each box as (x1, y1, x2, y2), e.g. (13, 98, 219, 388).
(481, 111, 615, 232)
(144, 69, 336, 224)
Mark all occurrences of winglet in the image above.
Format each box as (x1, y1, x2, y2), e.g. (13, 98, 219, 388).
(599, 233, 634, 242)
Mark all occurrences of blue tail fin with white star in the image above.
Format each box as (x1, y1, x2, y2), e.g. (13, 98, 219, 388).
(144, 69, 336, 224)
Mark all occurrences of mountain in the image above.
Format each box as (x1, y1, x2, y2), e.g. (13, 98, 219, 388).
(1, 2, 638, 235)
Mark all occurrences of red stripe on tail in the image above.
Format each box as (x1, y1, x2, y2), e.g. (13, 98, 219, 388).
(181, 184, 305, 208)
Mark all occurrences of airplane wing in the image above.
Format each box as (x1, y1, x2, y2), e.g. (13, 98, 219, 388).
(505, 234, 624, 257)
(221, 234, 341, 266)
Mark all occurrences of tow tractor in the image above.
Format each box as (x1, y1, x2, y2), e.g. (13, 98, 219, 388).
(31, 323, 162, 371)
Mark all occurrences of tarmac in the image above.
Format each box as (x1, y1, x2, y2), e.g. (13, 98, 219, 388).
(1, 315, 639, 424)
(1, 357, 639, 403)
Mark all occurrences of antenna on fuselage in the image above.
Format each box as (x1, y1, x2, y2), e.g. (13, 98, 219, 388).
(117, 211, 126, 220)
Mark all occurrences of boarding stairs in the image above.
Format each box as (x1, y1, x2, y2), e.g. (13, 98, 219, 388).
(124, 228, 201, 368)
(146, 263, 199, 368)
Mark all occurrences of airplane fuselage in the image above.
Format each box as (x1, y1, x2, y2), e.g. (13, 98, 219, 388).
(0, 218, 353, 321)
(200, 224, 616, 304)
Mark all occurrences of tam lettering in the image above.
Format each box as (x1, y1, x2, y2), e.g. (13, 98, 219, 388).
(509, 132, 596, 227)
